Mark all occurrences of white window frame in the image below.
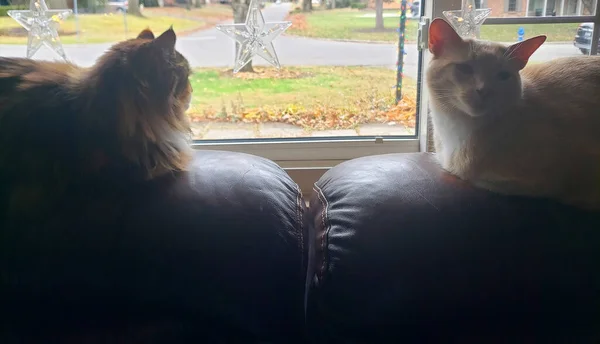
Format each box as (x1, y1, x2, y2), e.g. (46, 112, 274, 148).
(192, 0, 600, 172)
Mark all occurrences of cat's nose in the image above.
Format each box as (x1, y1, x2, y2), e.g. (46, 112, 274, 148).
(476, 88, 491, 99)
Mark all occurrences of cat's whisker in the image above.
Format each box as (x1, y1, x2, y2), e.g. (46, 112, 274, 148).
(431, 92, 458, 99)
(430, 90, 456, 95)
(429, 87, 457, 93)
(432, 95, 458, 100)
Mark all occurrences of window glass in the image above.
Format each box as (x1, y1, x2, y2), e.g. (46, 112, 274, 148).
(507, 0, 517, 12)
(0, 0, 421, 141)
(3, 0, 597, 149)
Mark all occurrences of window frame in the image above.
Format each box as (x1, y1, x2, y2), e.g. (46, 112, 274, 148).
(192, 138, 421, 168)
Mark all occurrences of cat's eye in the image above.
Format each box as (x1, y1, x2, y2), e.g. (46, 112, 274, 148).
(497, 71, 511, 80)
(455, 64, 474, 75)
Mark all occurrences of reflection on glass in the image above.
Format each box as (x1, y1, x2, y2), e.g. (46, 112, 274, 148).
(480, 0, 596, 17)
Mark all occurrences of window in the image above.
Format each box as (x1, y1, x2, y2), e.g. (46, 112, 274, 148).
(184, 0, 426, 165)
(1, 0, 428, 169)
(1, 0, 598, 178)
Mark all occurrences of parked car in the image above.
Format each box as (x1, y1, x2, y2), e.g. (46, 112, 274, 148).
(107, 0, 128, 13)
(573, 22, 599, 55)
(410, 1, 419, 17)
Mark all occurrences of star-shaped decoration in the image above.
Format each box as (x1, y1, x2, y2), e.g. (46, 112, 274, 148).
(8, 0, 72, 60)
(216, 0, 291, 73)
(442, 0, 491, 39)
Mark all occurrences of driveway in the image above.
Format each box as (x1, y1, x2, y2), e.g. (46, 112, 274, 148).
(0, 3, 584, 79)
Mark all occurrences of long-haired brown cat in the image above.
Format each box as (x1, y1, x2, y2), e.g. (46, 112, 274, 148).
(426, 18, 600, 211)
(0, 28, 193, 221)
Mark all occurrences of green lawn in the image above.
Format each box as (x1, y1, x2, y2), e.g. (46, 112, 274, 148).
(287, 9, 419, 43)
(188, 66, 412, 109)
(0, 13, 202, 44)
(287, 9, 579, 43)
(187, 66, 417, 129)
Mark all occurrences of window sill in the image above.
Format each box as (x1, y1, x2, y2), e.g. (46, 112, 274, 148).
(191, 138, 420, 197)
(191, 137, 420, 165)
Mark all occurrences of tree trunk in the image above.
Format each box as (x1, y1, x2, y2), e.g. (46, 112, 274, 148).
(374, 0, 384, 30)
(128, 0, 142, 16)
(232, 0, 254, 72)
(302, 0, 312, 12)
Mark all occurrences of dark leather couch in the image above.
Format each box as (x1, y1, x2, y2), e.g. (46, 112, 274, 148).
(306, 153, 600, 343)
(2, 151, 600, 343)
(2, 151, 307, 343)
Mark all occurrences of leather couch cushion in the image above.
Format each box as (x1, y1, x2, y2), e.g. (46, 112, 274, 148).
(306, 153, 600, 343)
(2, 150, 307, 343)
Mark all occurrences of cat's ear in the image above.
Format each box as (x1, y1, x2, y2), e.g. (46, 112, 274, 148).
(137, 28, 155, 40)
(154, 26, 177, 53)
(505, 35, 546, 70)
(429, 18, 463, 56)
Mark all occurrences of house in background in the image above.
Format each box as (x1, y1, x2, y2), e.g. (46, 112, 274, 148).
(361, 0, 595, 18)
(477, 0, 596, 17)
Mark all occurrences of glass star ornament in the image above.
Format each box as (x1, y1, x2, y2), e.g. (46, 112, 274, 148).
(216, 0, 292, 73)
(442, 0, 491, 39)
(8, 0, 72, 60)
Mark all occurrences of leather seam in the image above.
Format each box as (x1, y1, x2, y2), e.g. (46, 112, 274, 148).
(313, 184, 330, 281)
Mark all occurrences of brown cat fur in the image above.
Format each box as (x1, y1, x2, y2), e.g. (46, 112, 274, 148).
(0, 28, 193, 219)
(426, 18, 600, 210)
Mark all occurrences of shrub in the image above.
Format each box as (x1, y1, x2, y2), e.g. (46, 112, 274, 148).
(333, 0, 350, 8)
(350, 2, 366, 9)
(0, 5, 26, 17)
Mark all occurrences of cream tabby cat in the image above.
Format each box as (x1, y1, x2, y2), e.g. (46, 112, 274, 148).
(426, 18, 600, 210)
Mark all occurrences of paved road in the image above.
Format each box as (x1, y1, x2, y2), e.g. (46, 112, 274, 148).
(0, 3, 584, 79)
